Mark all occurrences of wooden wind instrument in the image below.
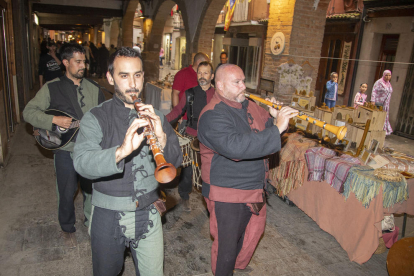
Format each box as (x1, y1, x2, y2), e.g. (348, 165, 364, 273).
(132, 96, 176, 183)
(244, 93, 347, 140)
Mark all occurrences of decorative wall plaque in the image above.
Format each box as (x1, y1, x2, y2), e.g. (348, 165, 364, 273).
(271, 32, 285, 56)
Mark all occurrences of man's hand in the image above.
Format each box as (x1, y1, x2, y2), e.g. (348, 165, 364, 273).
(275, 106, 298, 133)
(265, 97, 281, 119)
(136, 103, 167, 149)
(115, 118, 149, 163)
(52, 116, 72, 129)
(49, 48, 62, 65)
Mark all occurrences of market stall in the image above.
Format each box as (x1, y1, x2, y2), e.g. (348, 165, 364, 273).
(269, 133, 414, 264)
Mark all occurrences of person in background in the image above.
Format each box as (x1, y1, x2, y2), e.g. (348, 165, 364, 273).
(371, 70, 393, 135)
(159, 47, 165, 67)
(353, 83, 368, 109)
(109, 44, 116, 56)
(97, 42, 109, 79)
(217, 52, 228, 69)
(324, 72, 338, 108)
(166, 61, 215, 211)
(89, 42, 99, 76)
(212, 52, 228, 86)
(171, 52, 209, 131)
(38, 41, 63, 87)
(83, 41, 94, 77)
(133, 43, 141, 55)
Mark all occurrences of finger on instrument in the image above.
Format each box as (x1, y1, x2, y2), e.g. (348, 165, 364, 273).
(128, 118, 148, 133)
(138, 103, 155, 113)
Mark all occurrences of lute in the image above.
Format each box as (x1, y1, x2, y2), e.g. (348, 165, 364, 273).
(33, 109, 80, 150)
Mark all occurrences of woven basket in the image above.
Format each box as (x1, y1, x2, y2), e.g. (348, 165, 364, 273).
(375, 237, 387, 254)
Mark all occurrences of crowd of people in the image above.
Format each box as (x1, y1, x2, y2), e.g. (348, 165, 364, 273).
(38, 38, 143, 83)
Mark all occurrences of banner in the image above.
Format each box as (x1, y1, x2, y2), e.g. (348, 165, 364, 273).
(224, 0, 236, 31)
(338, 41, 352, 95)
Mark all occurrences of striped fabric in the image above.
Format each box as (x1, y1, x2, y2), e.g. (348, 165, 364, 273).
(305, 147, 336, 182)
(325, 155, 361, 193)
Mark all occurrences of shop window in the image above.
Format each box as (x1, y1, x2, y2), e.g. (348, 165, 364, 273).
(229, 45, 261, 89)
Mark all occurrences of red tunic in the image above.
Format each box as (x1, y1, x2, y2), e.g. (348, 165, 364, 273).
(172, 65, 198, 120)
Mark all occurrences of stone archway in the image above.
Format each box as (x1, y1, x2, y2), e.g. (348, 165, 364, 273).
(194, 0, 227, 57)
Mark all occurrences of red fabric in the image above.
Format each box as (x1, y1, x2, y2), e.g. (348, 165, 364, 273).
(209, 185, 263, 203)
(383, 226, 399, 248)
(172, 65, 198, 120)
(205, 197, 267, 274)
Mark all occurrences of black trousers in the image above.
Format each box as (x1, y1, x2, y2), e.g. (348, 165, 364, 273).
(178, 165, 192, 200)
(215, 202, 252, 276)
(54, 150, 92, 233)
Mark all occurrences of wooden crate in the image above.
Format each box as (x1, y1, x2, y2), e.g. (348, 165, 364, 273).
(353, 106, 387, 132)
(291, 95, 316, 111)
(311, 107, 333, 137)
(344, 123, 386, 149)
(329, 106, 355, 138)
(291, 109, 315, 131)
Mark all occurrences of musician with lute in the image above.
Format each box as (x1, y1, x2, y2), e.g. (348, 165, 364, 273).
(23, 43, 105, 234)
(73, 47, 181, 276)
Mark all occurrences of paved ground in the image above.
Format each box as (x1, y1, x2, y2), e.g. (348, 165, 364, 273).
(0, 76, 412, 275)
(1, 121, 412, 276)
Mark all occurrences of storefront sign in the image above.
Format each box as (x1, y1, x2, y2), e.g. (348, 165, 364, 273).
(338, 42, 352, 95)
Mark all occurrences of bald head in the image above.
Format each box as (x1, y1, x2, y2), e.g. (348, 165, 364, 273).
(193, 52, 209, 67)
(215, 64, 246, 103)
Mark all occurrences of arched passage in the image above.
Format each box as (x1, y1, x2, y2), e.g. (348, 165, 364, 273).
(194, 0, 227, 57)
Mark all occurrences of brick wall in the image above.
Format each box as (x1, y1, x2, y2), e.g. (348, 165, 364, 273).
(196, 0, 228, 58)
(262, 0, 329, 103)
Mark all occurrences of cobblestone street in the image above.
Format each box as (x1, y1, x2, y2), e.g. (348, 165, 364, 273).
(1, 122, 412, 276)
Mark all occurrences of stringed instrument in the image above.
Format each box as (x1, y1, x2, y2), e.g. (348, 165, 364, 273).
(33, 110, 79, 150)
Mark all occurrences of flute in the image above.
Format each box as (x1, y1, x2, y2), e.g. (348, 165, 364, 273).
(244, 93, 347, 140)
(132, 96, 177, 184)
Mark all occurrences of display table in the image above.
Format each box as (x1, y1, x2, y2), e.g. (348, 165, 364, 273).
(145, 82, 172, 115)
(287, 171, 414, 264)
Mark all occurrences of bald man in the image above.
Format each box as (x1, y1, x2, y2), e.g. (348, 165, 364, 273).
(171, 52, 209, 129)
(198, 64, 298, 275)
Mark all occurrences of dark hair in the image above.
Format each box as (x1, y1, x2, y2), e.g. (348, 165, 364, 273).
(60, 43, 86, 61)
(197, 61, 214, 74)
(108, 47, 143, 76)
(220, 52, 228, 58)
(360, 83, 368, 87)
(330, 72, 338, 77)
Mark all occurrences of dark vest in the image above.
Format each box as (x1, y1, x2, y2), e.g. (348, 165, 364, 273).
(90, 96, 162, 209)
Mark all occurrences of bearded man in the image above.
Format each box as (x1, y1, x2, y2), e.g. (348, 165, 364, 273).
(24, 43, 105, 234)
(73, 47, 182, 276)
(166, 61, 215, 211)
(198, 64, 298, 275)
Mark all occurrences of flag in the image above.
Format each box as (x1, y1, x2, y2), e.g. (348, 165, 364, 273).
(224, 0, 236, 31)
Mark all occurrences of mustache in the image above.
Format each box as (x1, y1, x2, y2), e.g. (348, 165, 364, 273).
(198, 78, 207, 82)
(126, 89, 140, 93)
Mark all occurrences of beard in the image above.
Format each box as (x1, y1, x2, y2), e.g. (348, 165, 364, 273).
(71, 69, 85, 79)
(198, 78, 210, 86)
(114, 82, 140, 104)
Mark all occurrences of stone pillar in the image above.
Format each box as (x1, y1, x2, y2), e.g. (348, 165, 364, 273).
(103, 19, 112, 47)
